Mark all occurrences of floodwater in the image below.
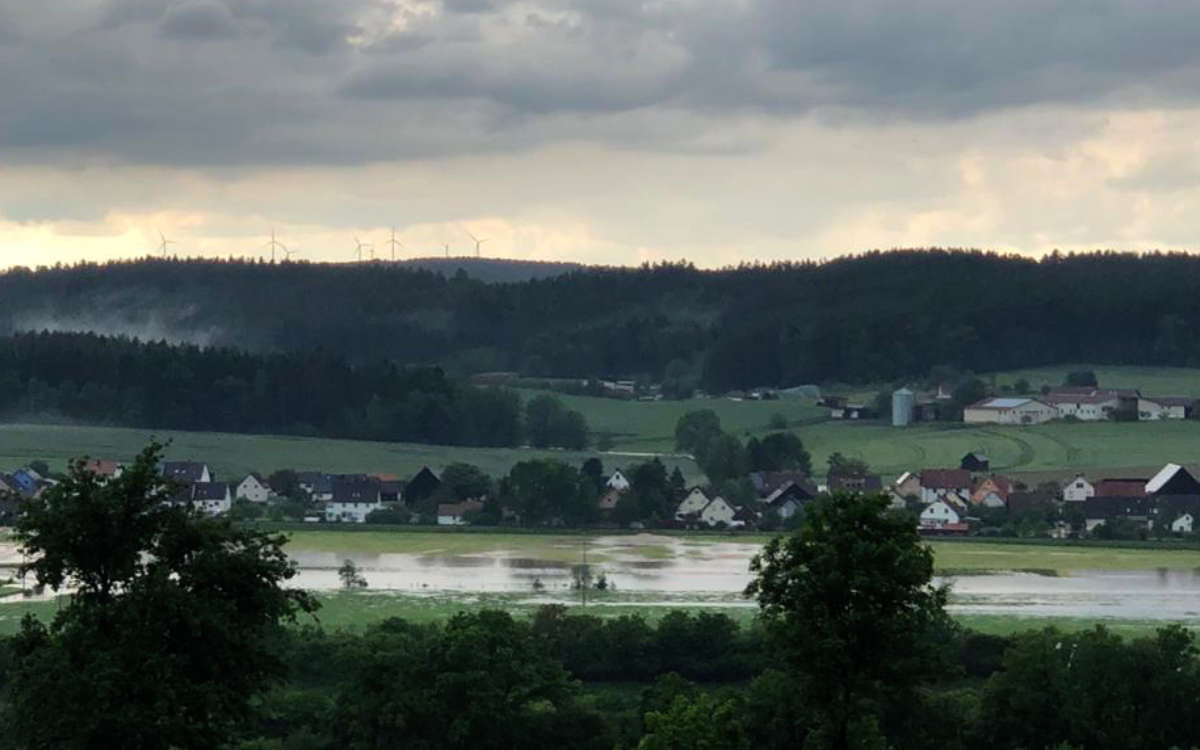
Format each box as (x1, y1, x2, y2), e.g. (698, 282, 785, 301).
(5, 535, 1200, 620)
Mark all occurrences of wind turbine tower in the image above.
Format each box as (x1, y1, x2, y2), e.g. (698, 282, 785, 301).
(353, 236, 373, 262)
(387, 228, 404, 261)
(158, 230, 177, 257)
(265, 229, 287, 263)
(464, 228, 488, 258)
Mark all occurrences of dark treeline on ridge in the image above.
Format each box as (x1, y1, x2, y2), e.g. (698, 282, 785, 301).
(4, 249, 1200, 388)
(0, 331, 529, 446)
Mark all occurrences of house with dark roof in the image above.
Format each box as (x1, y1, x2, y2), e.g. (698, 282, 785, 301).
(161, 461, 212, 484)
(751, 471, 818, 500)
(190, 482, 232, 516)
(1084, 496, 1154, 533)
(918, 469, 972, 505)
(1138, 396, 1195, 420)
(404, 467, 441, 506)
(325, 476, 383, 523)
(1146, 463, 1200, 497)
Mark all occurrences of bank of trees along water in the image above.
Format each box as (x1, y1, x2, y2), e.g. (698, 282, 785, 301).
(10, 250, 1200, 390)
(5, 449, 1200, 749)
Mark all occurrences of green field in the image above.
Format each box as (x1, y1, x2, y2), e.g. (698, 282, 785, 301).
(0, 423, 701, 482)
(516, 388, 826, 452)
(991, 364, 1200, 398)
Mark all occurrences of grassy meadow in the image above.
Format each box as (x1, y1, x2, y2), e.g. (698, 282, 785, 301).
(0, 423, 701, 483)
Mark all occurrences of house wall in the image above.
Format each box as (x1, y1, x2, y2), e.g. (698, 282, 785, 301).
(699, 498, 736, 526)
(1139, 400, 1187, 420)
(675, 489, 711, 519)
(1063, 478, 1094, 502)
(964, 404, 1056, 425)
(325, 501, 382, 523)
(237, 477, 270, 503)
(919, 501, 960, 527)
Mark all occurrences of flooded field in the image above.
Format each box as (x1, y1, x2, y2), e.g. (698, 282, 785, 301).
(5, 532, 1200, 622)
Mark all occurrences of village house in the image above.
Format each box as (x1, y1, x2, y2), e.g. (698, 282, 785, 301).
(373, 475, 404, 504)
(82, 458, 122, 479)
(918, 500, 968, 534)
(1138, 396, 1195, 420)
(296, 472, 333, 501)
(970, 475, 1012, 508)
(698, 496, 740, 527)
(597, 488, 623, 515)
(892, 471, 922, 502)
(236, 473, 271, 503)
(1042, 390, 1121, 421)
(1084, 496, 1154, 532)
(606, 470, 631, 491)
(675, 487, 712, 520)
(162, 461, 212, 484)
(918, 469, 972, 505)
(1145, 463, 1200, 497)
(1062, 474, 1095, 502)
(324, 476, 383, 523)
(1172, 513, 1194, 534)
(963, 397, 1058, 425)
(190, 482, 232, 516)
(404, 466, 441, 505)
(437, 500, 484, 526)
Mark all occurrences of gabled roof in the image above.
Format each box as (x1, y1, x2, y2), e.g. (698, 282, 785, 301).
(919, 469, 971, 490)
(1146, 463, 1185, 495)
(828, 474, 883, 492)
(751, 471, 817, 498)
(331, 476, 381, 504)
(967, 397, 1046, 410)
(1085, 496, 1153, 519)
(191, 482, 229, 501)
(83, 458, 121, 477)
(1094, 478, 1148, 498)
(1141, 395, 1195, 407)
(162, 461, 209, 483)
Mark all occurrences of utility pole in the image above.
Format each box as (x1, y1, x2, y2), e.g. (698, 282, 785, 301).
(580, 536, 588, 607)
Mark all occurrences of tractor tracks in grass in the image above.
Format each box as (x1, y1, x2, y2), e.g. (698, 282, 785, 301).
(978, 429, 1037, 470)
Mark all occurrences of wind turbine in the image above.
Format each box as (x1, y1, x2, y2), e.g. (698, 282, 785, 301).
(265, 229, 287, 263)
(443, 242, 451, 258)
(386, 228, 404, 261)
(281, 247, 300, 262)
(157, 230, 177, 257)
(463, 227, 488, 258)
(353, 236, 373, 262)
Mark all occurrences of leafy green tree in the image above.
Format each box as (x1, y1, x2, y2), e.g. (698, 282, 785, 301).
(580, 457, 605, 491)
(1064, 370, 1098, 387)
(436, 462, 493, 501)
(826, 451, 869, 478)
(638, 693, 749, 750)
(6, 443, 316, 750)
(338, 559, 368, 589)
(674, 410, 723, 455)
(335, 611, 595, 750)
(668, 466, 687, 502)
(525, 394, 589, 450)
(748, 432, 812, 474)
(746, 492, 951, 750)
(1013, 377, 1032, 395)
(503, 459, 581, 525)
(697, 433, 747, 483)
(629, 458, 672, 520)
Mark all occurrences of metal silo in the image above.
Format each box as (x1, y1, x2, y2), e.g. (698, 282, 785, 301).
(892, 387, 915, 427)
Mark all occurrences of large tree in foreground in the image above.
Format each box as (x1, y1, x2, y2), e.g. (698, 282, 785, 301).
(746, 492, 951, 750)
(5, 443, 317, 750)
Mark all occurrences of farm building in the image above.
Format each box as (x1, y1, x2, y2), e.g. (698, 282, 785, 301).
(963, 397, 1057, 425)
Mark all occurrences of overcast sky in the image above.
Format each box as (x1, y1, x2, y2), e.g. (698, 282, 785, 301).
(2, 0, 1200, 268)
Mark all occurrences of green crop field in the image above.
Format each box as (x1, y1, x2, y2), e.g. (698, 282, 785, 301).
(991, 364, 1200, 397)
(0, 423, 700, 482)
(792, 419, 1200, 480)
(515, 388, 826, 452)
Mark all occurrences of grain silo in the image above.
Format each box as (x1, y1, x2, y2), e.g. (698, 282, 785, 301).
(892, 387, 915, 427)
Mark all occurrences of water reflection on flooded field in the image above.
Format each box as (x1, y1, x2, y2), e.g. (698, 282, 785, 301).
(6, 534, 1200, 620)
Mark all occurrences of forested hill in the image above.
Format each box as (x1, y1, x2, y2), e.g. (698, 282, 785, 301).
(3, 250, 1199, 388)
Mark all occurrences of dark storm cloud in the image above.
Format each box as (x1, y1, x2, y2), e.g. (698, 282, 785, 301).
(2, 0, 1200, 166)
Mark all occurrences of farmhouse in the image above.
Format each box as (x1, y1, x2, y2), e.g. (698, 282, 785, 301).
(82, 458, 122, 479)
(606, 470, 631, 491)
(404, 466, 441, 505)
(918, 469, 972, 505)
(970, 475, 1012, 508)
(697, 496, 738, 527)
(675, 487, 712, 520)
(919, 500, 962, 528)
(1063, 474, 1095, 502)
(1146, 463, 1200, 497)
(1042, 390, 1121, 421)
(162, 461, 211, 484)
(960, 452, 990, 472)
(1084, 496, 1153, 532)
(892, 471, 922, 501)
(190, 482, 232, 516)
(1172, 513, 1194, 534)
(1138, 396, 1195, 420)
(236, 473, 271, 503)
(963, 397, 1057, 425)
(325, 476, 383, 523)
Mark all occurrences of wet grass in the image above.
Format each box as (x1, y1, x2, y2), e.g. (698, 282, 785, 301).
(954, 614, 1199, 640)
(928, 541, 1200, 573)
